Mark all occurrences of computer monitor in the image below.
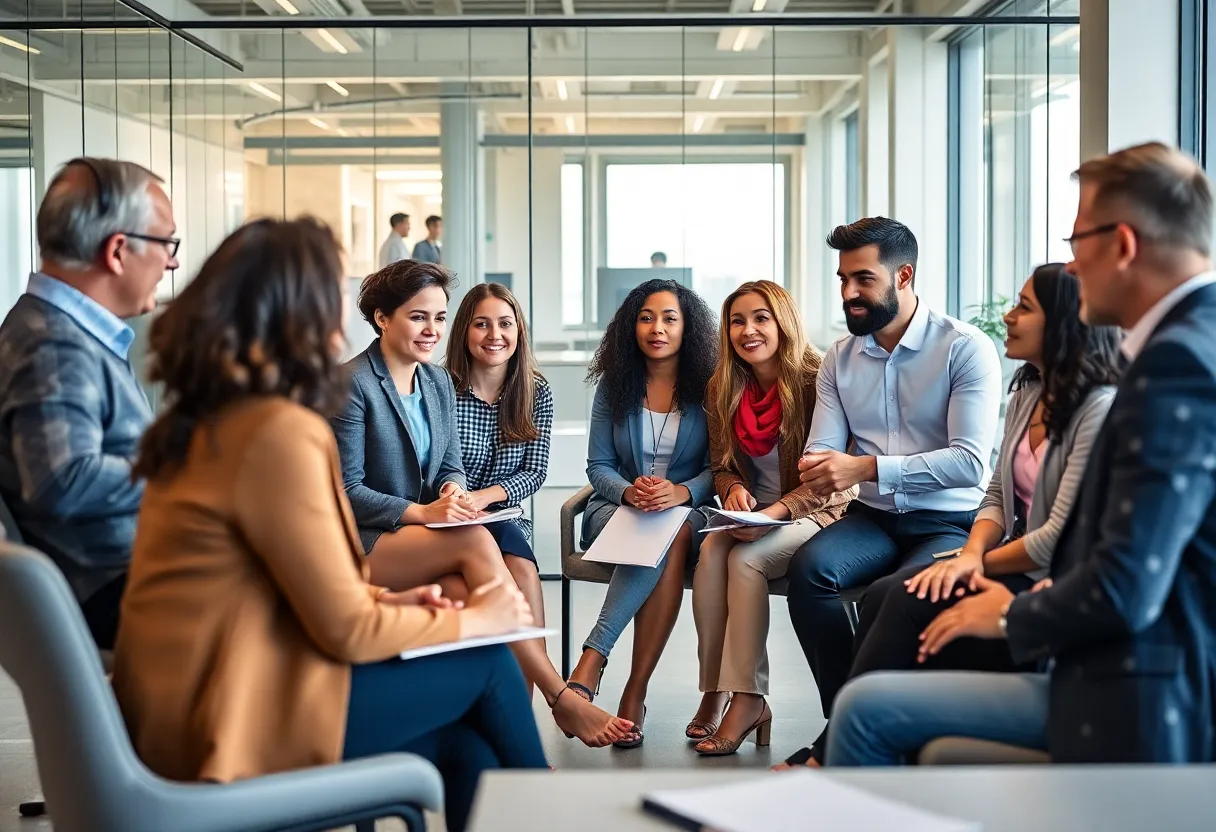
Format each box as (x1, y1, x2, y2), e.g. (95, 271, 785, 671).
(595, 267, 693, 329)
(485, 272, 513, 292)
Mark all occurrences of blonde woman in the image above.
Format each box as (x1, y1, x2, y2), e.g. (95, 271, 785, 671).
(688, 281, 855, 756)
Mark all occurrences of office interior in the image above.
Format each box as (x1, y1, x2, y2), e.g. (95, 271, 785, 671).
(0, 0, 1205, 819)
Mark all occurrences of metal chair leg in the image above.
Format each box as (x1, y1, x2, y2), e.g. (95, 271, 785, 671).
(561, 576, 572, 679)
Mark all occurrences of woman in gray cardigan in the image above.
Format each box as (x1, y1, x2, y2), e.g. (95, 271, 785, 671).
(776, 262, 1124, 769)
(333, 261, 631, 749)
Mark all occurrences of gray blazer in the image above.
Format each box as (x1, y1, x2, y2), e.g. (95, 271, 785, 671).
(975, 380, 1115, 580)
(331, 339, 467, 553)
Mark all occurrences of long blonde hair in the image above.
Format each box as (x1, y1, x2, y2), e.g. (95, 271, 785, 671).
(445, 282, 544, 444)
(708, 280, 819, 472)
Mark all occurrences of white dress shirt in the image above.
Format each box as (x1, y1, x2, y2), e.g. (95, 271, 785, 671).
(1121, 270, 1216, 362)
(804, 299, 1004, 514)
(378, 232, 411, 269)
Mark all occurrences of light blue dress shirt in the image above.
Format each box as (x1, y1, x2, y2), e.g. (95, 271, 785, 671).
(398, 384, 432, 473)
(26, 272, 135, 360)
(803, 299, 1003, 514)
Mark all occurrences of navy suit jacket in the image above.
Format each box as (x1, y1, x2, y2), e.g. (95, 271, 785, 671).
(1005, 282, 1216, 763)
(331, 340, 466, 554)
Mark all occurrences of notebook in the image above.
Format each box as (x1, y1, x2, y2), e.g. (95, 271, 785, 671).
(398, 627, 557, 661)
(425, 505, 524, 529)
(641, 772, 980, 832)
(698, 506, 794, 534)
(582, 505, 692, 568)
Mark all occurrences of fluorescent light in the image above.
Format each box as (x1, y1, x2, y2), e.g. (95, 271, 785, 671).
(424, 194, 443, 206)
(731, 28, 750, 52)
(752, 0, 767, 10)
(337, 127, 349, 137)
(692, 115, 705, 133)
(316, 29, 349, 55)
(565, 116, 576, 134)
(308, 117, 330, 130)
(274, 0, 299, 13)
(556, 79, 569, 100)
(1049, 25, 1080, 46)
(0, 35, 40, 55)
(247, 82, 282, 103)
(326, 80, 350, 97)
(708, 78, 725, 100)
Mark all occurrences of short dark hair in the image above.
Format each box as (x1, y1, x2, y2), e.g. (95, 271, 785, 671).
(1074, 142, 1213, 257)
(651, 251, 667, 264)
(389, 212, 408, 228)
(425, 215, 442, 228)
(826, 217, 919, 280)
(358, 259, 454, 336)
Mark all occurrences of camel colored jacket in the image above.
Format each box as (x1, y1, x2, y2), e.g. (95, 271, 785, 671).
(111, 397, 460, 783)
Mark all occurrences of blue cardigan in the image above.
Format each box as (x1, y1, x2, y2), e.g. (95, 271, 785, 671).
(582, 380, 713, 543)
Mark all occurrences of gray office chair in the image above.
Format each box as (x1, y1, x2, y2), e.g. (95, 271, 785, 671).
(0, 540, 442, 832)
(559, 485, 868, 677)
(918, 737, 1051, 765)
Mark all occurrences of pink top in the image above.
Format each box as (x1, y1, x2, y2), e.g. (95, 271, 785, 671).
(1012, 427, 1048, 516)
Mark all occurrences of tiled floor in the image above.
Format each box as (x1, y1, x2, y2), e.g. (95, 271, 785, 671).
(0, 582, 826, 831)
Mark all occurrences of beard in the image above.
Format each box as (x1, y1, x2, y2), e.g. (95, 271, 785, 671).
(843, 282, 901, 336)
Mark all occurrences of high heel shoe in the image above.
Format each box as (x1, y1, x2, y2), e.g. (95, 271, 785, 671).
(613, 706, 646, 749)
(566, 652, 607, 704)
(694, 700, 772, 757)
(685, 692, 732, 740)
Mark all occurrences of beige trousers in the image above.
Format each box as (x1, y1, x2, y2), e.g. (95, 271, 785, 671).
(693, 518, 821, 696)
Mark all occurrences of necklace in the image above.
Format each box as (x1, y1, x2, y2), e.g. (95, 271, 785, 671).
(644, 387, 674, 477)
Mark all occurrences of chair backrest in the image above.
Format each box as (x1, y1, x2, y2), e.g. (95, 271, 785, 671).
(0, 490, 23, 543)
(0, 541, 154, 830)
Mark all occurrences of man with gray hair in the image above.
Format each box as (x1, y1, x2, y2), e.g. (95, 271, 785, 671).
(0, 157, 178, 649)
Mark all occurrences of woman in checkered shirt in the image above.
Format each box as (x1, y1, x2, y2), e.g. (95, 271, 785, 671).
(446, 283, 633, 749)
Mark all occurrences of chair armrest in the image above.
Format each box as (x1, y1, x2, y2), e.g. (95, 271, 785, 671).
(560, 485, 595, 561)
(157, 754, 443, 832)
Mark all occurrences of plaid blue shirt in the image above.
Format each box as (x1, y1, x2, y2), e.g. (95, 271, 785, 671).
(0, 275, 150, 602)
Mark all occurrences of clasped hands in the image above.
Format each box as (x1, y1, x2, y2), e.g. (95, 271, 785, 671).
(797, 450, 877, 495)
(624, 476, 690, 513)
(416, 482, 483, 524)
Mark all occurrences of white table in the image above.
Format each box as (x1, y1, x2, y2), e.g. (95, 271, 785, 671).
(468, 767, 1216, 831)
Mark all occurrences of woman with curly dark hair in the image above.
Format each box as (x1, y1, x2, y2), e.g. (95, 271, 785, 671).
(567, 278, 718, 748)
(111, 218, 546, 832)
(776, 262, 1123, 770)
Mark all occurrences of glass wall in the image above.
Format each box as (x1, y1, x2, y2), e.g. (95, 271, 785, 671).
(0, 10, 1079, 574)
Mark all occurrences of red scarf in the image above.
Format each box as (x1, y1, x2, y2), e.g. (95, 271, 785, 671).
(733, 381, 782, 457)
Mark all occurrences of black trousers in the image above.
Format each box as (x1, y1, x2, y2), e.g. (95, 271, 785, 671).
(80, 572, 127, 650)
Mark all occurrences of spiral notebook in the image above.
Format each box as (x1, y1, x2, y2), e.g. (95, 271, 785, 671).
(425, 505, 524, 529)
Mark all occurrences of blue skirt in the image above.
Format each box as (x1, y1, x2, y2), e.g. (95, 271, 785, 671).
(486, 520, 537, 568)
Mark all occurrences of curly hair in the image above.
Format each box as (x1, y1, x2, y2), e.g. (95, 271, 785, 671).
(133, 217, 348, 480)
(585, 278, 718, 424)
(1010, 263, 1124, 443)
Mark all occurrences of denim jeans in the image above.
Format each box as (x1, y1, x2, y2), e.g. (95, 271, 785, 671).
(786, 501, 976, 719)
(826, 671, 1049, 766)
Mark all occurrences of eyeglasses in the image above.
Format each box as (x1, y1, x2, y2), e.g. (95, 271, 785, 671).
(123, 232, 181, 258)
(1063, 223, 1121, 255)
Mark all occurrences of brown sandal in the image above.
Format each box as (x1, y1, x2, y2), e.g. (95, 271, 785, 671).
(685, 693, 732, 740)
(694, 700, 772, 757)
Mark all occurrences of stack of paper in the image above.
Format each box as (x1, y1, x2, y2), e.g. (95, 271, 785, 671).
(426, 505, 524, 529)
(699, 506, 793, 534)
(642, 772, 980, 832)
(582, 505, 692, 568)
(399, 627, 557, 661)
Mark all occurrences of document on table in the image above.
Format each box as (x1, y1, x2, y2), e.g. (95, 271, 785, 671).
(698, 506, 794, 534)
(425, 505, 524, 529)
(582, 505, 692, 568)
(399, 627, 557, 661)
(641, 771, 980, 832)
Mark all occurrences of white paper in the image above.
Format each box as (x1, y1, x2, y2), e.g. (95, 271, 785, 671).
(425, 505, 524, 529)
(582, 505, 692, 567)
(643, 771, 980, 832)
(399, 627, 557, 661)
(699, 507, 794, 533)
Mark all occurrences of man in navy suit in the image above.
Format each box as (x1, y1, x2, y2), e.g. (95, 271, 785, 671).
(825, 141, 1216, 766)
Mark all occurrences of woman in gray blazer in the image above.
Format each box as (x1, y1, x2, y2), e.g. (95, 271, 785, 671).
(775, 263, 1124, 769)
(333, 261, 632, 750)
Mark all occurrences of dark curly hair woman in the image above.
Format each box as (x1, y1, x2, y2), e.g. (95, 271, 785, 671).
(566, 278, 719, 749)
(777, 262, 1124, 770)
(112, 217, 545, 832)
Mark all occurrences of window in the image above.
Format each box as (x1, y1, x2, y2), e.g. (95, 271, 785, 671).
(560, 162, 585, 327)
(844, 111, 860, 222)
(603, 161, 786, 315)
